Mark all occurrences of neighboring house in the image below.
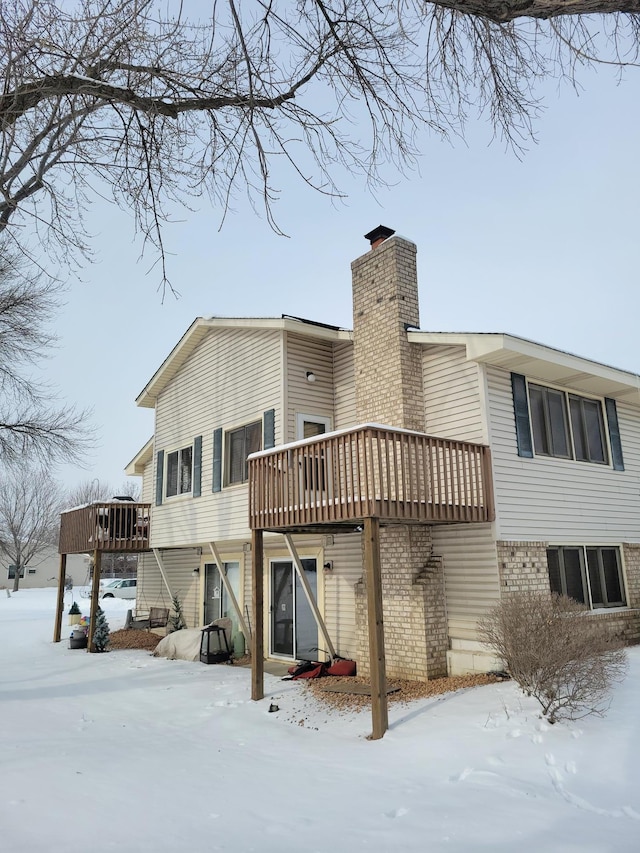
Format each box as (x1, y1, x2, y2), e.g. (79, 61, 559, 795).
(2, 548, 87, 590)
(126, 227, 640, 680)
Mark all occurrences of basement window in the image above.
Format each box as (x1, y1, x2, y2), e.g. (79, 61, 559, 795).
(547, 546, 626, 609)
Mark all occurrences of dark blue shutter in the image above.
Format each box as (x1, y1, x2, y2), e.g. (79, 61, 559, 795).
(212, 428, 222, 492)
(263, 408, 275, 449)
(193, 435, 202, 496)
(155, 450, 164, 506)
(511, 373, 533, 458)
(605, 398, 624, 471)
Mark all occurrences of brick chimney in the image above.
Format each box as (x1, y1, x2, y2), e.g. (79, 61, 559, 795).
(351, 227, 424, 431)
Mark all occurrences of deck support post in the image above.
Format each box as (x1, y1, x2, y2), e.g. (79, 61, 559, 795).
(88, 549, 101, 653)
(364, 517, 388, 739)
(53, 553, 67, 643)
(251, 528, 264, 701)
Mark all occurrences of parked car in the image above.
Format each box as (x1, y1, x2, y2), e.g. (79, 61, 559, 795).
(101, 579, 137, 600)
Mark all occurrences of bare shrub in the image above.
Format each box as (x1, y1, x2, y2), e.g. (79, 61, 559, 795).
(479, 591, 628, 723)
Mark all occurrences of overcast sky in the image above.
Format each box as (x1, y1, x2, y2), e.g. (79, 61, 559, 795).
(37, 61, 640, 493)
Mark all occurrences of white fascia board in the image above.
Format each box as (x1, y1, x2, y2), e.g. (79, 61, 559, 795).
(124, 437, 154, 476)
(135, 317, 207, 408)
(408, 331, 640, 403)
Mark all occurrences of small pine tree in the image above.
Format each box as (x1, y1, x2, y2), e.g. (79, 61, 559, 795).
(68, 601, 81, 615)
(169, 593, 186, 632)
(92, 607, 110, 652)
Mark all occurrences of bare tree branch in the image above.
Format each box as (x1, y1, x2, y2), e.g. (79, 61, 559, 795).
(65, 477, 140, 507)
(0, 463, 64, 591)
(0, 1, 639, 288)
(0, 241, 92, 463)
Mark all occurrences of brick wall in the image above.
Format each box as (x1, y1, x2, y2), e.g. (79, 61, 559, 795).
(350, 234, 447, 681)
(351, 235, 424, 432)
(497, 540, 640, 645)
(622, 543, 640, 610)
(354, 525, 448, 681)
(497, 541, 550, 593)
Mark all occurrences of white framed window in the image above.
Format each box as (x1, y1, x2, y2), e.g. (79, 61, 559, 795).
(295, 413, 332, 440)
(547, 545, 626, 609)
(225, 421, 261, 486)
(166, 445, 193, 497)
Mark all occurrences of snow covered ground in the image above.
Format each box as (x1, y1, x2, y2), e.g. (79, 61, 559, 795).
(1, 588, 639, 853)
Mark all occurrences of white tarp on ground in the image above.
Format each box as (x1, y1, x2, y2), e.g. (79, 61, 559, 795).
(153, 628, 202, 661)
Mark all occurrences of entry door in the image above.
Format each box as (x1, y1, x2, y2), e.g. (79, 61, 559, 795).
(204, 562, 240, 636)
(270, 559, 318, 659)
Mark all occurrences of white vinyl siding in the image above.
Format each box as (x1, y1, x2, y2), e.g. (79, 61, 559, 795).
(422, 346, 485, 442)
(333, 342, 356, 429)
(487, 365, 640, 543)
(139, 547, 248, 631)
(285, 333, 334, 442)
(322, 533, 362, 660)
(141, 456, 154, 504)
(134, 549, 200, 628)
(152, 327, 281, 547)
(432, 523, 500, 642)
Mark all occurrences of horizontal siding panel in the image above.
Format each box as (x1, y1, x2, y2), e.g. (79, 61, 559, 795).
(286, 333, 335, 440)
(323, 532, 362, 660)
(432, 523, 499, 642)
(141, 458, 154, 504)
(422, 346, 485, 443)
(136, 553, 165, 614)
(487, 365, 640, 543)
(138, 547, 249, 631)
(151, 328, 282, 547)
(333, 342, 356, 429)
(136, 549, 200, 630)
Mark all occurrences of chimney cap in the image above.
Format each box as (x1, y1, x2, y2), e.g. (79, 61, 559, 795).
(364, 225, 395, 248)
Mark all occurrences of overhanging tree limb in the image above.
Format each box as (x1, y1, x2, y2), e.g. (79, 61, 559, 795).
(0, 1, 639, 288)
(433, 2, 640, 23)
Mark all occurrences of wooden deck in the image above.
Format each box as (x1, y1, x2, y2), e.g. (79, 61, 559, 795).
(248, 424, 494, 531)
(58, 502, 151, 555)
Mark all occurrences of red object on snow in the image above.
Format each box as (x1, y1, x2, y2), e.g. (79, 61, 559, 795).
(327, 659, 357, 677)
(293, 663, 327, 679)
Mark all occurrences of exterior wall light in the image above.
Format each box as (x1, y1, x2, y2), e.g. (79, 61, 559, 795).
(306, 371, 316, 382)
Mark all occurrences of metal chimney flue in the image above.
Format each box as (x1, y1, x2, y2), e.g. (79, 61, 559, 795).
(364, 225, 395, 250)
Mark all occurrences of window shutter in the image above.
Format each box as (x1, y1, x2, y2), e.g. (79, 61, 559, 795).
(605, 398, 624, 471)
(263, 408, 275, 450)
(155, 450, 164, 506)
(511, 373, 533, 458)
(193, 435, 202, 497)
(212, 428, 222, 493)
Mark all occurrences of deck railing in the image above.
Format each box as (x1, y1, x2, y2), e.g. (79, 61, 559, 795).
(248, 425, 494, 531)
(59, 502, 151, 554)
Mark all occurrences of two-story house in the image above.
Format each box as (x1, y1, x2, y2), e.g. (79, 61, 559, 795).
(126, 226, 640, 693)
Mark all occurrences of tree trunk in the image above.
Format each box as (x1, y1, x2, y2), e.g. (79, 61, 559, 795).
(437, 1, 640, 22)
